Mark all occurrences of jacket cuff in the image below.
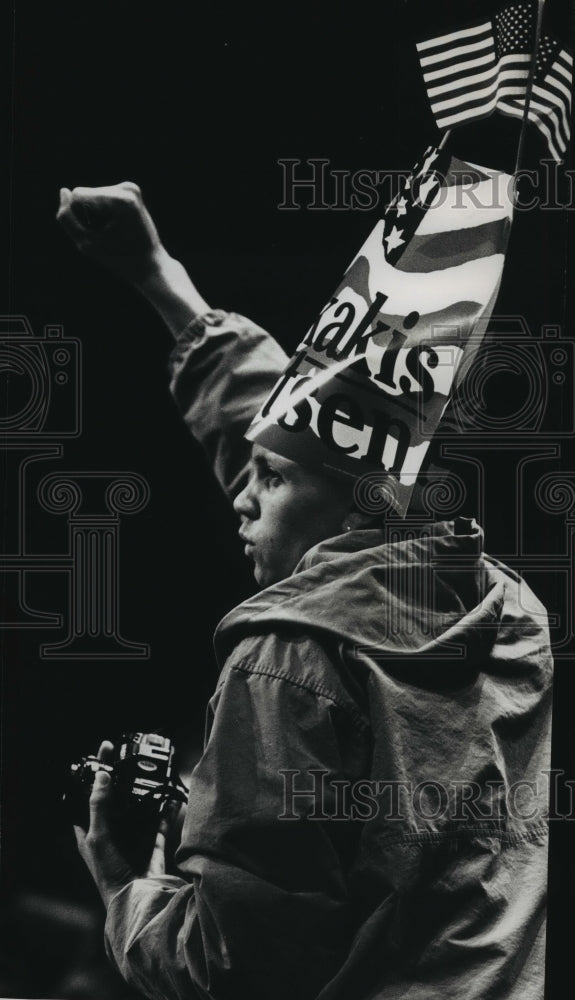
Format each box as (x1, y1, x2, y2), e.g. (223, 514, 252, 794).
(174, 309, 235, 345)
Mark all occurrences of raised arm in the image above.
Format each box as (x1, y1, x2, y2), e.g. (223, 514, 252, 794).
(57, 182, 210, 337)
(56, 183, 287, 497)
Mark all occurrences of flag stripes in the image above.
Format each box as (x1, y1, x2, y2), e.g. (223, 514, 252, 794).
(395, 218, 512, 274)
(416, 3, 573, 161)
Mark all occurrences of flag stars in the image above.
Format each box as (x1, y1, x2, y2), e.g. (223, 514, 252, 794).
(419, 2, 571, 161)
(417, 147, 440, 178)
(415, 173, 440, 206)
(396, 196, 409, 217)
(385, 226, 406, 253)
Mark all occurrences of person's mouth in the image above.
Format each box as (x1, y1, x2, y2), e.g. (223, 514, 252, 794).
(238, 528, 255, 557)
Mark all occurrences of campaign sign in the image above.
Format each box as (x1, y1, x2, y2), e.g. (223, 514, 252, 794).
(247, 147, 514, 515)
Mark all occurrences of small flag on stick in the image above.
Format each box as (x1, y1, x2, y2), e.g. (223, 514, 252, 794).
(417, 2, 573, 161)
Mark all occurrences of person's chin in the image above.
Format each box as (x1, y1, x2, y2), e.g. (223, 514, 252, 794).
(253, 564, 268, 587)
(253, 561, 280, 589)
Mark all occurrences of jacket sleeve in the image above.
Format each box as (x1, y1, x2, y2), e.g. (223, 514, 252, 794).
(168, 310, 288, 499)
(104, 642, 369, 1000)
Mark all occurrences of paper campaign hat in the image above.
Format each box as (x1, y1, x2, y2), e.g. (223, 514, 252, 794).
(246, 145, 514, 516)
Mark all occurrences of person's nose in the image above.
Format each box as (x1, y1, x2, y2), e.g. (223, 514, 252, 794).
(233, 479, 259, 520)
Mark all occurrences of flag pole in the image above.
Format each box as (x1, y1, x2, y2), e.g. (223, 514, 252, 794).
(514, 0, 547, 178)
(438, 129, 452, 151)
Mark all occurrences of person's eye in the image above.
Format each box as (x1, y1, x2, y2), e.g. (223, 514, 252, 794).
(262, 463, 283, 485)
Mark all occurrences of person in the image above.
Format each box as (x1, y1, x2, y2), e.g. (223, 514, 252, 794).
(57, 182, 553, 1000)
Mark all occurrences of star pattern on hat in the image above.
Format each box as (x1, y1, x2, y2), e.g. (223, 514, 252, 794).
(414, 172, 441, 207)
(396, 196, 408, 217)
(384, 225, 406, 252)
(382, 145, 445, 265)
(418, 146, 440, 178)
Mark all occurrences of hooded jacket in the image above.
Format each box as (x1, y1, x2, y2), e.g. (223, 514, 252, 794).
(105, 311, 552, 1000)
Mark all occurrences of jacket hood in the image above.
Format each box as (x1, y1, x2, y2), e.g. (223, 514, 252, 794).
(214, 518, 521, 667)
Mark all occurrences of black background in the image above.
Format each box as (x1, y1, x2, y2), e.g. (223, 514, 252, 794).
(2, 1, 574, 997)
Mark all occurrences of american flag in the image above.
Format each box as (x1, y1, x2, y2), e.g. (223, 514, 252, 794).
(381, 145, 512, 272)
(416, 2, 573, 161)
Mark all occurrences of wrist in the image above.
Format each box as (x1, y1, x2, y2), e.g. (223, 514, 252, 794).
(133, 246, 211, 338)
(131, 243, 173, 292)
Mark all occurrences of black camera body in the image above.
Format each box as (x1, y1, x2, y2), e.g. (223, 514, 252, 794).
(64, 733, 188, 872)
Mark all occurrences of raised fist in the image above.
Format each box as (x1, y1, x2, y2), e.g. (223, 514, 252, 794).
(57, 181, 163, 284)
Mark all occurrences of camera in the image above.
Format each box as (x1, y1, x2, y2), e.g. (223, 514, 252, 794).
(64, 733, 188, 872)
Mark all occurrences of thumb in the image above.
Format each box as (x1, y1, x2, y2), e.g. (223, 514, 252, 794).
(88, 769, 112, 835)
(59, 187, 72, 209)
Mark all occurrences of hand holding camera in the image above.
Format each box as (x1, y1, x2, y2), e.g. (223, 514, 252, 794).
(65, 733, 187, 906)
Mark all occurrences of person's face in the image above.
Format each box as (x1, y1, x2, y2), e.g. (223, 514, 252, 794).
(233, 444, 353, 588)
